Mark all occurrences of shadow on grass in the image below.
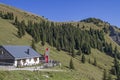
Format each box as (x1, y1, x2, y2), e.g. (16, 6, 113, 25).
(64, 66, 69, 69)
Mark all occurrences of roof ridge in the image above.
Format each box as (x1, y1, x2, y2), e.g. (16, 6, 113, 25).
(2, 45, 41, 59)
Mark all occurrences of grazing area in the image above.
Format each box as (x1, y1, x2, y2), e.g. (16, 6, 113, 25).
(0, 3, 120, 80)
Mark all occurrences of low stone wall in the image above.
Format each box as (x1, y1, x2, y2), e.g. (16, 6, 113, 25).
(0, 66, 15, 70)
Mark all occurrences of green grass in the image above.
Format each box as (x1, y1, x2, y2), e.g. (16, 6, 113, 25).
(0, 3, 119, 80)
(0, 70, 93, 80)
(0, 18, 32, 45)
(0, 3, 45, 23)
(0, 17, 111, 80)
(105, 34, 120, 51)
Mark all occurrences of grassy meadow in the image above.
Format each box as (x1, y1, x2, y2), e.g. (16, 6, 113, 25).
(0, 4, 119, 80)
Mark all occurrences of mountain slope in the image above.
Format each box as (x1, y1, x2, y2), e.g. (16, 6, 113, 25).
(0, 3, 120, 80)
(0, 17, 112, 80)
(0, 18, 32, 45)
(0, 3, 46, 23)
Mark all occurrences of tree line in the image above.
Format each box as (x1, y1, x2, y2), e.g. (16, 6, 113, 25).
(14, 16, 120, 58)
(0, 11, 14, 20)
(110, 49, 120, 80)
(1, 11, 120, 79)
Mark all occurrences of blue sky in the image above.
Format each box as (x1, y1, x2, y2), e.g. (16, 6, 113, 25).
(0, 0, 120, 27)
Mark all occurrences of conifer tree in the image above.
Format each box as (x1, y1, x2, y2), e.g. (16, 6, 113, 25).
(60, 36, 64, 49)
(114, 54, 120, 80)
(0, 11, 2, 17)
(114, 55, 118, 75)
(108, 73, 112, 80)
(81, 54, 86, 63)
(77, 48, 82, 56)
(57, 42, 61, 51)
(69, 58, 75, 69)
(31, 40, 36, 51)
(103, 69, 107, 80)
(114, 46, 119, 58)
(88, 58, 91, 64)
(20, 20, 26, 35)
(14, 16, 18, 25)
(93, 58, 97, 66)
(81, 43, 91, 54)
(11, 12, 14, 20)
(41, 31, 46, 46)
(17, 26, 22, 38)
(17, 20, 26, 38)
(71, 46, 75, 57)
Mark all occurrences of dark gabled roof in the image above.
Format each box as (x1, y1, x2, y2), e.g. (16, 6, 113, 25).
(2, 46, 41, 60)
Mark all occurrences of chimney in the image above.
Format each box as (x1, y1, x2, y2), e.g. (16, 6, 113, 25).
(27, 49, 30, 55)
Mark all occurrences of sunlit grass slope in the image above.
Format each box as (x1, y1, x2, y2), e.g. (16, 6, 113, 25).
(0, 17, 114, 80)
(0, 3, 118, 80)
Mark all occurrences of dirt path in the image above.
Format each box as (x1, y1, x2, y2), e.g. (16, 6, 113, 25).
(8, 67, 64, 72)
